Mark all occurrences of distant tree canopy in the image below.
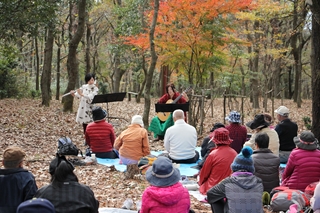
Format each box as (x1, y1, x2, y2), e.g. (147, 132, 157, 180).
(0, 0, 59, 40)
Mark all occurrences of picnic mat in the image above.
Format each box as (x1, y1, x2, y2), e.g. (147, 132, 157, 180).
(99, 208, 137, 213)
(97, 147, 201, 177)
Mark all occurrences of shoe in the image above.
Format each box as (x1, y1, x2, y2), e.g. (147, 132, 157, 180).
(153, 137, 160, 141)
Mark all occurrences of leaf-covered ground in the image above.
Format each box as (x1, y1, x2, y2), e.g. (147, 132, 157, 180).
(0, 97, 312, 212)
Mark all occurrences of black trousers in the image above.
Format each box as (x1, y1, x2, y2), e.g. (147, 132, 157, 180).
(169, 151, 200, 164)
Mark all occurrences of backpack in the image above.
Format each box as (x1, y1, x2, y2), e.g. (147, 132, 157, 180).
(57, 137, 82, 156)
(270, 188, 310, 212)
(305, 181, 320, 199)
(137, 155, 157, 174)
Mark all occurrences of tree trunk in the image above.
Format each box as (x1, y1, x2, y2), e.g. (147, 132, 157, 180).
(41, 27, 54, 107)
(63, 0, 87, 112)
(143, 0, 159, 129)
(86, 16, 91, 74)
(311, 0, 320, 139)
(35, 36, 40, 91)
(56, 44, 61, 100)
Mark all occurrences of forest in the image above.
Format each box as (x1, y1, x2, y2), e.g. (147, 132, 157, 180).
(0, 0, 319, 137)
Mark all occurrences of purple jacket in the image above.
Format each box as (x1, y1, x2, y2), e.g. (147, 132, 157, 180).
(282, 148, 320, 191)
(140, 182, 190, 213)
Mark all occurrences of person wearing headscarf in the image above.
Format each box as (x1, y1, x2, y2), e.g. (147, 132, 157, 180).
(114, 115, 150, 165)
(281, 131, 320, 191)
(85, 106, 117, 158)
(244, 114, 279, 156)
(140, 156, 191, 213)
(198, 128, 237, 195)
(225, 111, 247, 153)
(35, 154, 99, 213)
(207, 146, 264, 213)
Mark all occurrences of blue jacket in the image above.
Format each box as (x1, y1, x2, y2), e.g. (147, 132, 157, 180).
(0, 168, 38, 213)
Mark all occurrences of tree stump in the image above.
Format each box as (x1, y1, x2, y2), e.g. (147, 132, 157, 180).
(124, 164, 140, 179)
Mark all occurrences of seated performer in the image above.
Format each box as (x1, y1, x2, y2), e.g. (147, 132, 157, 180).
(163, 109, 199, 164)
(148, 83, 189, 140)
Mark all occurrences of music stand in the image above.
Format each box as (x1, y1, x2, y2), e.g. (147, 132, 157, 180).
(155, 102, 189, 112)
(92, 92, 126, 122)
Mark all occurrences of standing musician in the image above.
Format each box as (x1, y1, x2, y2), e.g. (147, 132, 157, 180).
(70, 73, 99, 137)
(148, 83, 189, 141)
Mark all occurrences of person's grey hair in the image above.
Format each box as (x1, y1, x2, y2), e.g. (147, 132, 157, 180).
(173, 109, 184, 120)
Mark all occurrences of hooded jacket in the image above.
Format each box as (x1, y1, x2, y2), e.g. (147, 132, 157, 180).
(140, 182, 190, 213)
(207, 172, 264, 213)
(0, 168, 38, 213)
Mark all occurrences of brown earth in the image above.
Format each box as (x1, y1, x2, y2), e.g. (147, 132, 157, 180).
(0, 97, 313, 212)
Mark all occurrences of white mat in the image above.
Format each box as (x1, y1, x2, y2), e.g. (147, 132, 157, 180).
(99, 208, 137, 213)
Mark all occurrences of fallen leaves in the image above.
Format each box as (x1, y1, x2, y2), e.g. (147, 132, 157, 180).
(0, 97, 312, 212)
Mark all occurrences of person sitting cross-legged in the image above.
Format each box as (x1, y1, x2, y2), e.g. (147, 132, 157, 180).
(0, 146, 38, 213)
(140, 156, 193, 213)
(198, 128, 237, 195)
(85, 106, 118, 158)
(207, 146, 264, 213)
(114, 115, 150, 165)
(163, 109, 199, 164)
(252, 132, 280, 193)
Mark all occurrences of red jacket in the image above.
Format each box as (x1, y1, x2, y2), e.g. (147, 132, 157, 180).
(199, 145, 237, 195)
(282, 148, 320, 191)
(85, 121, 115, 153)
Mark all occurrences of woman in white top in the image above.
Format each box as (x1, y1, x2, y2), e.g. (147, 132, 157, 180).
(71, 73, 99, 135)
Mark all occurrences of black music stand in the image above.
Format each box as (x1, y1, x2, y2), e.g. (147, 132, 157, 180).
(92, 92, 126, 122)
(155, 102, 189, 113)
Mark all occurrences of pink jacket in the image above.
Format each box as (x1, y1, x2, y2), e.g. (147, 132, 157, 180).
(140, 182, 190, 213)
(282, 148, 320, 191)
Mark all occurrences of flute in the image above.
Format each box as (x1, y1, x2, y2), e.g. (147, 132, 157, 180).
(62, 91, 76, 97)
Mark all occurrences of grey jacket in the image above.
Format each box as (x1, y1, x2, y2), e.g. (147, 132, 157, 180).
(252, 148, 280, 193)
(207, 172, 263, 213)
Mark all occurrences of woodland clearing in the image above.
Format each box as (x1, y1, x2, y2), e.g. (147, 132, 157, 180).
(0, 97, 312, 212)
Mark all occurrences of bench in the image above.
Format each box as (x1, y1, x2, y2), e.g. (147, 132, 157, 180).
(127, 92, 138, 102)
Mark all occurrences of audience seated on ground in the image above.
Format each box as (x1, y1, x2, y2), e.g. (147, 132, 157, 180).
(252, 132, 280, 193)
(140, 156, 194, 213)
(197, 122, 225, 169)
(281, 131, 320, 191)
(199, 127, 237, 195)
(114, 115, 150, 165)
(225, 111, 247, 153)
(207, 146, 264, 213)
(163, 109, 199, 164)
(85, 106, 118, 158)
(244, 114, 279, 156)
(0, 146, 38, 213)
(35, 154, 99, 213)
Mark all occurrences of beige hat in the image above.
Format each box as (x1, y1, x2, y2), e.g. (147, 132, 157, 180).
(275, 106, 289, 116)
(131, 115, 144, 127)
(3, 146, 26, 162)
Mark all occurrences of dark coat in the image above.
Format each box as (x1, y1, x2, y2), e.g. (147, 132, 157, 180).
(0, 168, 38, 213)
(252, 148, 280, 193)
(275, 118, 298, 151)
(36, 177, 99, 213)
